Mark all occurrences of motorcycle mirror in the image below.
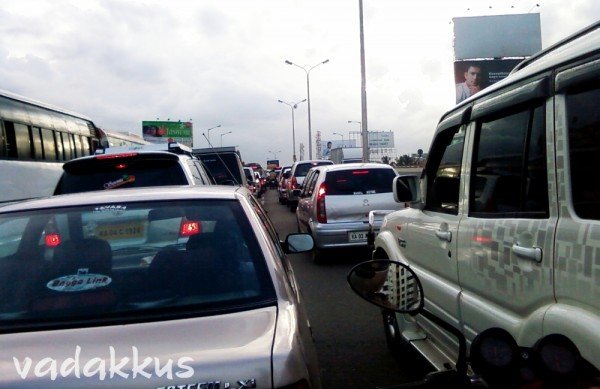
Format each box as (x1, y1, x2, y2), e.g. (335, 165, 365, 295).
(347, 260, 424, 314)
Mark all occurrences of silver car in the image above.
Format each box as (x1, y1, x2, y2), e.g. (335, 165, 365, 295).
(296, 163, 402, 263)
(286, 160, 334, 212)
(0, 186, 321, 388)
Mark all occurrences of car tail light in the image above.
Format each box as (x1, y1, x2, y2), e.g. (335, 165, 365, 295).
(95, 152, 138, 160)
(45, 233, 62, 248)
(352, 169, 370, 175)
(291, 176, 298, 189)
(316, 183, 327, 223)
(180, 220, 201, 236)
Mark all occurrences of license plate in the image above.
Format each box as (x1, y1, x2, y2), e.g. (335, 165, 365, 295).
(96, 222, 145, 240)
(348, 231, 368, 242)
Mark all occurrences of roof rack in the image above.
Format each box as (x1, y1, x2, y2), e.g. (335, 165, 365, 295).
(511, 20, 600, 74)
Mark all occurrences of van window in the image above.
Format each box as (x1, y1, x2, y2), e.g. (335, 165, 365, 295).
(567, 86, 600, 220)
(198, 153, 243, 185)
(470, 103, 548, 217)
(295, 161, 332, 177)
(325, 168, 396, 195)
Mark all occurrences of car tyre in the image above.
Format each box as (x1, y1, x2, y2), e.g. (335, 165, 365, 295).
(382, 310, 409, 356)
(312, 246, 325, 265)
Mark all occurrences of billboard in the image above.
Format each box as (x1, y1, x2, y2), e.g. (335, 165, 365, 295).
(454, 59, 523, 104)
(453, 14, 542, 60)
(142, 121, 193, 147)
(368, 131, 394, 148)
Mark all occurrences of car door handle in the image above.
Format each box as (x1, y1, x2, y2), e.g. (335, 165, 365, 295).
(512, 243, 542, 263)
(435, 230, 452, 242)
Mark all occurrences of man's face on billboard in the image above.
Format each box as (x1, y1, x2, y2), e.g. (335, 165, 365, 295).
(464, 66, 482, 86)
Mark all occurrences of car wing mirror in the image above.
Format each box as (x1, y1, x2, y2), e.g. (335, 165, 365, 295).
(393, 175, 421, 203)
(283, 233, 314, 254)
(347, 260, 424, 314)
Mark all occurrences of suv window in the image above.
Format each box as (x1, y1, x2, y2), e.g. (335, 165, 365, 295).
(470, 103, 548, 217)
(55, 157, 189, 194)
(567, 86, 600, 220)
(425, 126, 465, 214)
(324, 168, 397, 195)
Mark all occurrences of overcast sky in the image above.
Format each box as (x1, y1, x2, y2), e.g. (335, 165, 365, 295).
(1, 0, 598, 166)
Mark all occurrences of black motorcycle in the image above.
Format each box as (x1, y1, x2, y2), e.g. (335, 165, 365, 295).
(347, 260, 599, 389)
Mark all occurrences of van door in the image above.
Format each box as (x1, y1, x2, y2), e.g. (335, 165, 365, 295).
(457, 77, 557, 346)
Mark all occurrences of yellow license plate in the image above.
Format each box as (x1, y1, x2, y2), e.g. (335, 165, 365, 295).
(96, 222, 145, 240)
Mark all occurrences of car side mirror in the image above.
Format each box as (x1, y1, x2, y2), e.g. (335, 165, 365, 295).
(283, 233, 314, 254)
(393, 175, 420, 203)
(292, 189, 302, 197)
(347, 260, 424, 314)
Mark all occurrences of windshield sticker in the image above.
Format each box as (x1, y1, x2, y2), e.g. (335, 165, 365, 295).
(47, 269, 112, 292)
(93, 205, 127, 214)
(104, 175, 135, 190)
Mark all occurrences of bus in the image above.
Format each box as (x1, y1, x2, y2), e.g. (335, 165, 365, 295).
(0, 89, 105, 204)
(100, 129, 151, 148)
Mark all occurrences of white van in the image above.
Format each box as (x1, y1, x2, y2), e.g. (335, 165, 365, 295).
(369, 21, 600, 381)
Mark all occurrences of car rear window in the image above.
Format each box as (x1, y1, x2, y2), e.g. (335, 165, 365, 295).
(197, 153, 244, 186)
(0, 200, 276, 332)
(54, 156, 189, 194)
(325, 168, 397, 195)
(295, 161, 332, 176)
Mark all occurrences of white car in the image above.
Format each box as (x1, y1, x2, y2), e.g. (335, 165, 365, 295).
(365, 22, 600, 385)
(296, 163, 401, 263)
(0, 186, 321, 388)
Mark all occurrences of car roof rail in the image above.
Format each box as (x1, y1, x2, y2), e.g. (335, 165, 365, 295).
(511, 20, 600, 74)
(93, 141, 193, 156)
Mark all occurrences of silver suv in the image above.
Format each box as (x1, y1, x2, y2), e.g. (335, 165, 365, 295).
(54, 142, 215, 194)
(286, 159, 334, 212)
(366, 21, 600, 382)
(296, 163, 400, 263)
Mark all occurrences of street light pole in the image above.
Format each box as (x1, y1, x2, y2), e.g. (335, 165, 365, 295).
(278, 99, 306, 162)
(285, 59, 329, 160)
(358, 0, 369, 163)
(220, 131, 232, 147)
(203, 124, 221, 146)
(332, 132, 344, 147)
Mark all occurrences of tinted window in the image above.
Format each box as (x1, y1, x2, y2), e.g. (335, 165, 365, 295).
(470, 103, 548, 217)
(425, 126, 465, 214)
(325, 168, 397, 195)
(295, 161, 332, 176)
(197, 153, 244, 185)
(567, 87, 600, 220)
(0, 200, 276, 332)
(55, 157, 189, 194)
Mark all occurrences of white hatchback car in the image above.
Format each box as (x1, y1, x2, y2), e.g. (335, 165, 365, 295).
(296, 163, 401, 263)
(0, 186, 321, 388)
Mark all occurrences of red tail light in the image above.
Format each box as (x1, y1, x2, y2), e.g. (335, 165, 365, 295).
(291, 176, 298, 189)
(45, 233, 62, 248)
(180, 220, 202, 236)
(316, 183, 327, 223)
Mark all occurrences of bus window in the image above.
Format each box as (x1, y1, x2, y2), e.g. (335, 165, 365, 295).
(32, 127, 43, 160)
(14, 123, 32, 160)
(41, 128, 58, 161)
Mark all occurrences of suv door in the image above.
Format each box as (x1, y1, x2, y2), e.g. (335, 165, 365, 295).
(397, 117, 467, 355)
(456, 77, 556, 345)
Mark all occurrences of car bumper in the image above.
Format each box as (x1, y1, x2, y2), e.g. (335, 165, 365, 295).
(311, 220, 382, 249)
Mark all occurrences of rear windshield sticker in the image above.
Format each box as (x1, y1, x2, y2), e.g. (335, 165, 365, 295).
(47, 269, 112, 292)
(104, 175, 135, 190)
(93, 205, 127, 214)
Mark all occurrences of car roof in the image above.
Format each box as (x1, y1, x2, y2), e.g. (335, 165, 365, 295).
(316, 162, 396, 173)
(0, 186, 248, 213)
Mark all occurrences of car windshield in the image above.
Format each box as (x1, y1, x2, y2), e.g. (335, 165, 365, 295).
(325, 168, 397, 195)
(55, 157, 189, 194)
(0, 200, 276, 332)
